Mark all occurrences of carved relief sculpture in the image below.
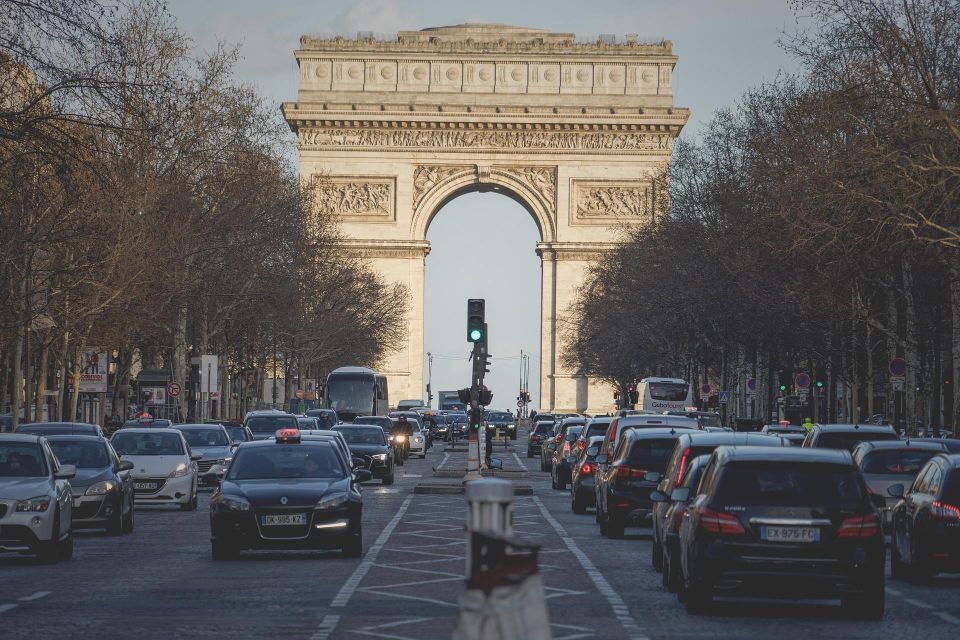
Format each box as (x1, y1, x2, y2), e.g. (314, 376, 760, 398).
(412, 165, 471, 209)
(316, 178, 394, 219)
(574, 180, 653, 222)
(496, 166, 556, 207)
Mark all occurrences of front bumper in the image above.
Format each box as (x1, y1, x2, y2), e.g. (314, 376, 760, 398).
(133, 473, 194, 505)
(211, 505, 358, 550)
(0, 499, 58, 551)
(409, 439, 426, 454)
(71, 492, 122, 527)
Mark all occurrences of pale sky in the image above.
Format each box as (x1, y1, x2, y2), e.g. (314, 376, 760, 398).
(165, 0, 801, 411)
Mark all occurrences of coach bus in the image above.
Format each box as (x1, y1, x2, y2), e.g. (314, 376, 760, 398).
(637, 376, 693, 413)
(324, 366, 389, 422)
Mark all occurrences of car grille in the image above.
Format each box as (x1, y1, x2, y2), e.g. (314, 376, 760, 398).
(74, 502, 102, 519)
(197, 459, 219, 473)
(134, 478, 167, 495)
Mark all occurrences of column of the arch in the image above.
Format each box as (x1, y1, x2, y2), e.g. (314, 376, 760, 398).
(538, 246, 557, 412)
(551, 252, 590, 413)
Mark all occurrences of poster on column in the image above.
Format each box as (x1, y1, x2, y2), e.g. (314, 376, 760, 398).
(200, 355, 219, 395)
(78, 348, 108, 393)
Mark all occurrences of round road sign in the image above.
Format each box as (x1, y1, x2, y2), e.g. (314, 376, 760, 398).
(701, 384, 711, 395)
(746, 378, 757, 392)
(517, 400, 524, 408)
(166, 382, 182, 398)
(794, 373, 811, 389)
(889, 357, 907, 377)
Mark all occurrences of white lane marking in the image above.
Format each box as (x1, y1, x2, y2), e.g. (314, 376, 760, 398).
(934, 611, 960, 624)
(403, 474, 422, 478)
(310, 614, 340, 640)
(17, 591, 50, 602)
(351, 616, 432, 639)
(436, 453, 450, 469)
(885, 587, 903, 597)
(0, 604, 18, 614)
(532, 496, 649, 640)
(331, 494, 413, 608)
(512, 452, 529, 471)
(905, 598, 935, 610)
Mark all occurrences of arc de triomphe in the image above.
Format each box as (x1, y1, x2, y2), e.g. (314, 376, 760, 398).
(282, 24, 688, 413)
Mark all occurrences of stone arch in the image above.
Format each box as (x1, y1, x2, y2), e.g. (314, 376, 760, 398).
(410, 165, 556, 243)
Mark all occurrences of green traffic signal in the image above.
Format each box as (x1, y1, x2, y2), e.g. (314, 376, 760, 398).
(469, 328, 483, 341)
(778, 384, 787, 392)
(815, 380, 824, 389)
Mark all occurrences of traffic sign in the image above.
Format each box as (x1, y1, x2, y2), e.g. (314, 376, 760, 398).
(794, 372, 811, 389)
(891, 376, 906, 391)
(210, 391, 221, 400)
(701, 384, 711, 395)
(166, 382, 182, 398)
(718, 391, 730, 404)
(746, 378, 757, 392)
(889, 358, 907, 377)
(517, 400, 524, 408)
(295, 389, 305, 399)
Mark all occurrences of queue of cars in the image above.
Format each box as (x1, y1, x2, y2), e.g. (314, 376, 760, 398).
(536, 414, 960, 619)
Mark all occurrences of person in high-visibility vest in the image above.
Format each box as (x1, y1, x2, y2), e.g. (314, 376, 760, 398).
(802, 417, 814, 431)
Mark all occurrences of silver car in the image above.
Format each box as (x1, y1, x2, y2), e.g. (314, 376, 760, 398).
(174, 424, 235, 486)
(0, 434, 76, 563)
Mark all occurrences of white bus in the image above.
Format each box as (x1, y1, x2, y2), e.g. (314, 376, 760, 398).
(324, 366, 389, 422)
(637, 377, 693, 412)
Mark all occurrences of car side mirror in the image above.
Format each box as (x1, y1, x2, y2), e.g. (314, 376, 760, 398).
(201, 471, 222, 486)
(650, 490, 667, 503)
(190, 452, 203, 461)
(645, 471, 662, 483)
(887, 483, 905, 498)
(670, 487, 691, 502)
(117, 460, 134, 472)
(354, 469, 373, 483)
(55, 464, 76, 480)
(595, 453, 609, 465)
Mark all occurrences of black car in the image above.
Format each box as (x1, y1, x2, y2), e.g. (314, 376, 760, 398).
(334, 425, 394, 485)
(119, 418, 173, 429)
(209, 429, 371, 559)
(652, 453, 711, 592)
(551, 422, 585, 490)
(573, 417, 612, 457)
(890, 453, 960, 581)
(527, 420, 555, 459)
(46, 435, 135, 534)
(802, 423, 899, 451)
(651, 432, 790, 574)
(17, 422, 104, 437)
(485, 411, 517, 440)
(223, 423, 255, 445)
(570, 435, 604, 514)
(243, 411, 299, 440)
(677, 446, 885, 618)
(305, 408, 340, 428)
(595, 428, 685, 538)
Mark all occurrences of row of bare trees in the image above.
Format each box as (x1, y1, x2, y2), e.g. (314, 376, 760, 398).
(0, 1, 407, 426)
(564, 0, 960, 429)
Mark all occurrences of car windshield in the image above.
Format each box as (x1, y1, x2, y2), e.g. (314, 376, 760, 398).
(246, 415, 298, 433)
(227, 445, 345, 480)
(565, 426, 583, 442)
(48, 441, 111, 469)
(353, 416, 392, 429)
(716, 462, 865, 507)
(817, 430, 898, 452)
(534, 423, 555, 435)
(648, 383, 688, 401)
(225, 426, 248, 442)
(861, 449, 940, 475)
(335, 427, 386, 445)
(0, 444, 48, 477)
(698, 414, 722, 428)
(326, 373, 375, 415)
(626, 438, 679, 467)
(179, 429, 229, 448)
(297, 419, 318, 430)
(111, 432, 184, 456)
(488, 413, 511, 422)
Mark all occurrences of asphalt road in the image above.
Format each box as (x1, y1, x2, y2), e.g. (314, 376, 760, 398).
(2, 426, 960, 639)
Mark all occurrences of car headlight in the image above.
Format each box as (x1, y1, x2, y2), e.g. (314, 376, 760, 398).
(169, 462, 190, 478)
(16, 496, 52, 512)
(221, 457, 232, 467)
(85, 481, 116, 495)
(394, 435, 406, 442)
(372, 454, 387, 461)
(412, 435, 423, 443)
(316, 493, 349, 510)
(219, 495, 251, 512)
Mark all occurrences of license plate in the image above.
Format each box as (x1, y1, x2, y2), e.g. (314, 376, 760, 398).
(761, 526, 820, 543)
(261, 513, 308, 526)
(135, 482, 158, 490)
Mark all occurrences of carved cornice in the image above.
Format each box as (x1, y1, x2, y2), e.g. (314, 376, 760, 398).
(338, 239, 431, 260)
(287, 118, 683, 133)
(537, 242, 622, 261)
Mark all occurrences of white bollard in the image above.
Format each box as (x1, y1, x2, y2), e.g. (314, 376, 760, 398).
(465, 478, 513, 573)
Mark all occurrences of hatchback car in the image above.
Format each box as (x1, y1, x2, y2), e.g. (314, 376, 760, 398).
(595, 428, 687, 538)
(110, 428, 201, 510)
(47, 435, 135, 534)
(551, 423, 585, 490)
(0, 434, 76, 563)
(570, 436, 604, 514)
(677, 447, 885, 618)
(527, 420, 555, 459)
(174, 424, 235, 485)
(890, 453, 960, 581)
(209, 429, 371, 559)
(802, 423, 899, 451)
(334, 425, 394, 485)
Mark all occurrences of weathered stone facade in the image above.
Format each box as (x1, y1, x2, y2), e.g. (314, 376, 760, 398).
(283, 24, 688, 413)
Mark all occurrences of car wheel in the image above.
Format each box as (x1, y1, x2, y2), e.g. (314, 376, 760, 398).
(909, 541, 934, 583)
(842, 579, 885, 620)
(181, 494, 198, 511)
(685, 579, 713, 614)
(572, 493, 586, 514)
(890, 537, 907, 580)
(661, 549, 671, 588)
(652, 533, 663, 572)
(665, 544, 682, 592)
(599, 510, 608, 536)
(38, 511, 61, 564)
(527, 450, 533, 459)
(382, 472, 394, 485)
(211, 538, 239, 560)
(551, 469, 560, 490)
(343, 526, 362, 558)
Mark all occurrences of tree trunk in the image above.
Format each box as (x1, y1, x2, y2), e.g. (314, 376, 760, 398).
(950, 256, 960, 435)
(11, 327, 24, 428)
(69, 344, 84, 422)
(34, 335, 50, 422)
(902, 262, 920, 432)
(173, 305, 188, 420)
(23, 326, 33, 424)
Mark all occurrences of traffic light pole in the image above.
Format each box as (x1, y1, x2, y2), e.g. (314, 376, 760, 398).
(464, 301, 491, 483)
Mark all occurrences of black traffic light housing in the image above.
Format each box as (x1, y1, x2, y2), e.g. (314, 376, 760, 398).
(628, 385, 639, 405)
(467, 299, 485, 343)
(479, 386, 493, 406)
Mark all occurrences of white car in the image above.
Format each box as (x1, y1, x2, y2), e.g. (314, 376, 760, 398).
(0, 434, 76, 563)
(408, 422, 427, 459)
(110, 428, 200, 510)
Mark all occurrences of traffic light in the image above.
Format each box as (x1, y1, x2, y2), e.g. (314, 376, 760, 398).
(815, 379, 824, 390)
(470, 406, 483, 431)
(479, 386, 493, 406)
(778, 383, 787, 392)
(628, 385, 639, 405)
(467, 299, 485, 343)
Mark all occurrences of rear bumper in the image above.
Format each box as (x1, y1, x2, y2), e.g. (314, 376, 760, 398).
(573, 479, 596, 505)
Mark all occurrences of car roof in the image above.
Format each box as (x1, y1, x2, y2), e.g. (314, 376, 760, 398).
(44, 434, 105, 442)
(716, 445, 853, 465)
(0, 433, 44, 444)
(587, 417, 613, 425)
(623, 427, 691, 439)
(586, 435, 605, 444)
(813, 423, 897, 434)
(931, 453, 960, 468)
(238, 438, 336, 449)
(855, 440, 947, 452)
(175, 424, 224, 430)
(678, 432, 790, 447)
(618, 415, 698, 428)
(112, 427, 182, 435)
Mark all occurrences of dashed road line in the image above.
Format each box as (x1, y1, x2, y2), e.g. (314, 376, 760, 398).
(512, 452, 529, 471)
(0, 604, 18, 614)
(934, 611, 960, 624)
(310, 614, 340, 640)
(18, 592, 49, 602)
(885, 587, 902, 597)
(905, 598, 935, 610)
(532, 495, 649, 640)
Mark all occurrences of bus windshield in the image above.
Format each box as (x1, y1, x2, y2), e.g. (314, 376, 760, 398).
(327, 373, 375, 417)
(648, 383, 689, 401)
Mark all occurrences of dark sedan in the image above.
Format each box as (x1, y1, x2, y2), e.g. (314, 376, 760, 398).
(527, 420, 555, 459)
(47, 435, 135, 534)
(334, 425, 394, 485)
(209, 430, 371, 559)
(17, 422, 103, 437)
(570, 436, 604, 514)
(551, 423, 585, 490)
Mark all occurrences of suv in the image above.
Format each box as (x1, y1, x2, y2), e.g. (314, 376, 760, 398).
(802, 423, 899, 451)
(651, 432, 790, 573)
(527, 421, 555, 459)
(599, 414, 697, 460)
(485, 411, 517, 440)
(243, 410, 299, 441)
(677, 446, 885, 618)
(0, 434, 76, 563)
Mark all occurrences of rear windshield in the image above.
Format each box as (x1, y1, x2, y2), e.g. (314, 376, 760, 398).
(246, 415, 298, 433)
(861, 449, 941, 475)
(565, 426, 583, 442)
(534, 423, 555, 435)
(334, 427, 386, 445)
(715, 462, 866, 507)
(180, 429, 229, 447)
(225, 426, 248, 441)
(648, 383, 688, 401)
(816, 430, 898, 451)
(584, 424, 609, 438)
(626, 438, 679, 467)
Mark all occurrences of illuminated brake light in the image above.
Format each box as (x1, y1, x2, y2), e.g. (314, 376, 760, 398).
(580, 462, 594, 475)
(932, 501, 960, 521)
(577, 440, 585, 451)
(699, 507, 745, 535)
(837, 513, 881, 538)
(615, 465, 649, 480)
(675, 448, 691, 483)
(275, 428, 301, 443)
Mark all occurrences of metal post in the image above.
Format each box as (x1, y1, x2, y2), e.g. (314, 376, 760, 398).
(464, 479, 514, 573)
